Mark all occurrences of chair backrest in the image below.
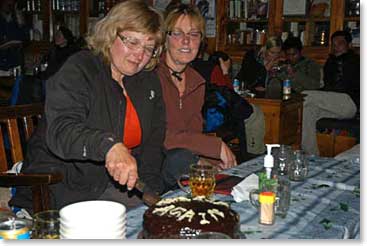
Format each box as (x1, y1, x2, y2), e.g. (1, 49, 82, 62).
(8, 75, 22, 106)
(0, 103, 62, 214)
(0, 103, 43, 172)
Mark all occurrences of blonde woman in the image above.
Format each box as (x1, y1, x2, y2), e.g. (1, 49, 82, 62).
(236, 36, 286, 92)
(10, 0, 166, 213)
(157, 4, 237, 192)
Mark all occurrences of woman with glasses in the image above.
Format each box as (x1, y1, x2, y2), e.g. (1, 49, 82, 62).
(235, 36, 286, 93)
(10, 1, 166, 213)
(156, 4, 237, 192)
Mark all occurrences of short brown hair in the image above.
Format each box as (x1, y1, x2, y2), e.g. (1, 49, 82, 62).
(86, 0, 164, 70)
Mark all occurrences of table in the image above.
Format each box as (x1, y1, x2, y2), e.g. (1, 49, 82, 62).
(245, 93, 304, 149)
(126, 154, 360, 239)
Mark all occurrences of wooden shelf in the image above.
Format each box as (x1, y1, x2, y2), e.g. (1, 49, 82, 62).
(214, 0, 359, 65)
(282, 17, 330, 22)
(344, 16, 360, 21)
(226, 18, 269, 23)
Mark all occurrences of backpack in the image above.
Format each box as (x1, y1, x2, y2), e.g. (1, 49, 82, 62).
(202, 83, 253, 132)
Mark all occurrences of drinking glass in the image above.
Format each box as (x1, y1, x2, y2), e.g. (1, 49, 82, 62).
(272, 144, 293, 176)
(32, 210, 60, 239)
(188, 164, 216, 198)
(289, 150, 308, 181)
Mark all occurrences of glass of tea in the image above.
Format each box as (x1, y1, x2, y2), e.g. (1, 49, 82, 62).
(188, 164, 216, 199)
(32, 210, 60, 239)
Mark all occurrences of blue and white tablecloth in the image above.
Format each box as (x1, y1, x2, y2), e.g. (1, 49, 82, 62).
(126, 155, 360, 239)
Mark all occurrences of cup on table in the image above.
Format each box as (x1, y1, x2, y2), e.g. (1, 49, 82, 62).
(177, 164, 217, 199)
(32, 210, 60, 239)
(289, 150, 308, 181)
(272, 144, 293, 175)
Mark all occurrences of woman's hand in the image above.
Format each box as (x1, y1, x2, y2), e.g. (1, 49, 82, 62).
(105, 143, 138, 190)
(264, 56, 286, 71)
(219, 141, 237, 170)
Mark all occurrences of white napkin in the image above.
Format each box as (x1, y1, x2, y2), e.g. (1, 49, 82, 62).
(231, 173, 259, 202)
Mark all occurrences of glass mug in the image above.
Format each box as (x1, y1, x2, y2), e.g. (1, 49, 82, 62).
(289, 150, 309, 181)
(178, 164, 217, 199)
(249, 182, 290, 218)
(32, 210, 60, 239)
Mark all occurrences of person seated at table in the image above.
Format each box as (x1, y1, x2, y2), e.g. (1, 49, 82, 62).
(41, 26, 80, 81)
(301, 30, 359, 155)
(9, 0, 166, 213)
(156, 3, 237, 192)
(235, 36, 286, 93)
(191, 41, 233, 90)
(191, 43, 253, 162)
(323, 30, 360, 110)
(282, 36, 322, 93)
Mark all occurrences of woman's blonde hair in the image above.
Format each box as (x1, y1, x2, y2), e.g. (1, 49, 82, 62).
(164, 4, 205, 44)
(258, 36, 282, 58)
(264, 36, 283, 50)
(86, 0, 164, 70)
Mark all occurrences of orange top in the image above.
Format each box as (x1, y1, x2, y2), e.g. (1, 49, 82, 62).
(123, 94, 142, 149)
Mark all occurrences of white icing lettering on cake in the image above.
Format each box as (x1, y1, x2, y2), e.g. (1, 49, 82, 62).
(156, 197, 191, 206)
(211, 200, 229, 207)
(198, 212, 210, 225)
(177, 209, 195, 222)
(169, 207, 187, 217)
(153, 205, 176, 216)
(207, 209, 224, 221)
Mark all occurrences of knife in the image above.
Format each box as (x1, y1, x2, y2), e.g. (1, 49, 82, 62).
(135, 180, 161, 207)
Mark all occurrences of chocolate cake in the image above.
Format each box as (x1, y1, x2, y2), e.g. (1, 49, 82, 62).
(143, 196, 240, 239)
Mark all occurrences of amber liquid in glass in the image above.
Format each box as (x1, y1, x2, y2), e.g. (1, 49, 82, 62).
(189, 176, 216, 198)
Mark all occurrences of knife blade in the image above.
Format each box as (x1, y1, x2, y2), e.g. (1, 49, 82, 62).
(135, 180, 161, 207)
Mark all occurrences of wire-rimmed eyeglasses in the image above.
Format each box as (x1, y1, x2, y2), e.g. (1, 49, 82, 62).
(117, 33, 158, 58)
(166, 30, 202, 42)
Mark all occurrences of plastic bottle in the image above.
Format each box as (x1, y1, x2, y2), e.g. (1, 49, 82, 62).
(233, 79, 240, 94)
(282, 79, 291, 100)
(264, 144, 280, 180)
(258, 144, 280, 193)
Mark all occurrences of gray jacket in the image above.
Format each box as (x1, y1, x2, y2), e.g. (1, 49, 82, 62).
(291, 56, 322, 93)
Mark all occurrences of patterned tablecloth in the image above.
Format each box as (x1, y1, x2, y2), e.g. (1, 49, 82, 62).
(126, 155, 360, 239)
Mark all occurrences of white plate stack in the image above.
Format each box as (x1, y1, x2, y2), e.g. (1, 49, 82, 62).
(59, 200, 127, 239)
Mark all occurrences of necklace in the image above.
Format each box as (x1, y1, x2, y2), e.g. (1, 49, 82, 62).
(165, 62, 187, 81)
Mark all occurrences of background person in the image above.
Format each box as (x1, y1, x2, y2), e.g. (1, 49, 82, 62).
(301, 30, 359, 155)
(10, 0, 166, 213)
(41, 26, 80, 81)
(282, 36, 322, 93)
(0, 0, 29, 70)
(235, 36, 285, 93)
(156, 4, 237, 192)
(323, 30, 359, 110)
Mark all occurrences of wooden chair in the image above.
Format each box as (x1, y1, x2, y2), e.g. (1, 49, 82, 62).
(0, 103, 62, 214)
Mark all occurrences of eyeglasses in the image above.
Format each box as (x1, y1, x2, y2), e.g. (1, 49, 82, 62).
(167, 30, 202, 42)
(117, 34, 158, 57)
